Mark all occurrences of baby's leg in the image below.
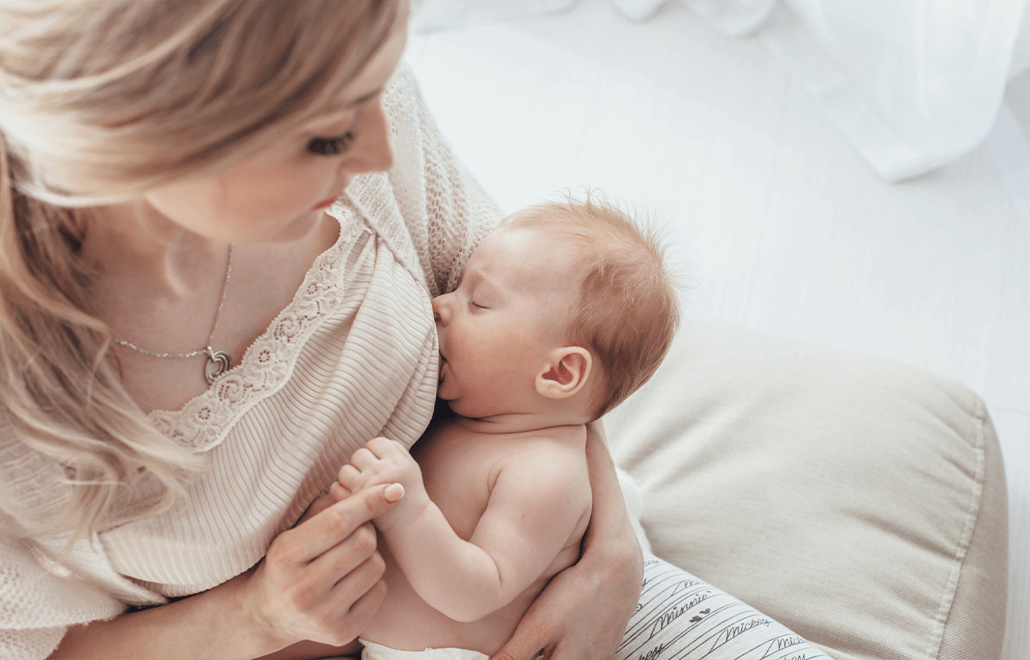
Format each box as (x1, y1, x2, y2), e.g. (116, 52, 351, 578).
(619, 555, 833, 660)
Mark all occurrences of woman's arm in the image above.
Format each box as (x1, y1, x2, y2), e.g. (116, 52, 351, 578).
(47, 485, 401, 660)
(491, 420, 644, 660)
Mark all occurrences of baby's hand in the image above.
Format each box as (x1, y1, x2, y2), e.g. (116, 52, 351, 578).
(336, 437, 429, 531)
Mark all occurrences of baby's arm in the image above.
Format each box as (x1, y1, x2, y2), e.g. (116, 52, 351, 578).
(337, 437, 591, 623)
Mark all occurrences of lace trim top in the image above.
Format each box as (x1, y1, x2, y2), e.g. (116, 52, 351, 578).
(148, 215, 369, 453)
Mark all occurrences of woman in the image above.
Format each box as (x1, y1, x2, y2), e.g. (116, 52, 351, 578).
(0, 2, 829, 660)
(0, 1, 638, 658)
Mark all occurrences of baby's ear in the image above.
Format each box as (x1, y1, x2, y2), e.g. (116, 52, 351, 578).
(536, 347, 592, 400)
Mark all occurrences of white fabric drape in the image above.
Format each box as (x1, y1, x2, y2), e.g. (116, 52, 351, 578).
(413, 0, 1028, 182)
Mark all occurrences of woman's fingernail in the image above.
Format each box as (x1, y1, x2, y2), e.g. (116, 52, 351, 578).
(384, 483, 405, 502)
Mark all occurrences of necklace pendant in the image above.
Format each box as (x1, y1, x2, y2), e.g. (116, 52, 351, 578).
(204, 348, 232, 385)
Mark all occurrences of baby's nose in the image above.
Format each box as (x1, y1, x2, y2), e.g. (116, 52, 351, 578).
(431, 295, 448, 325)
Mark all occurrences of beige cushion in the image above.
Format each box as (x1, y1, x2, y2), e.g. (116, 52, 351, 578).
(604, 320, 1008, 660)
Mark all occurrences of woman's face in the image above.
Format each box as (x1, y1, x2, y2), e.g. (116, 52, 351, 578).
(141, 16, 407, 244)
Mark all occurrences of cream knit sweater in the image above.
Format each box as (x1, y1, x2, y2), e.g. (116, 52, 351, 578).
(0, 67, 503, 660)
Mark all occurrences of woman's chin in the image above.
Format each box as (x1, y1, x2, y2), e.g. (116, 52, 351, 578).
(256, 209, 330, 244)
(284, 209, 329, 241)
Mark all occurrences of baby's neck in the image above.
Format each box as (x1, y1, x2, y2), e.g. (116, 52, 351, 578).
(454, 407, 588, 435)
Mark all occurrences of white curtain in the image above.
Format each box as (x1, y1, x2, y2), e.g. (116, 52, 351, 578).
(412, 0, 1028, 183)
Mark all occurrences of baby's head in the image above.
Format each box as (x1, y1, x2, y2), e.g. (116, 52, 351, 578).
(433, 193, 679, 422)
(505, 195, 680, 420)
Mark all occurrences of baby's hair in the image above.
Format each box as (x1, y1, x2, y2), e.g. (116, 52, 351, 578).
(505, 192, 680, 420)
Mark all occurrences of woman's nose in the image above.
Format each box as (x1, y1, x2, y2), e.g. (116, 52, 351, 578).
(350, 99, 393, 174)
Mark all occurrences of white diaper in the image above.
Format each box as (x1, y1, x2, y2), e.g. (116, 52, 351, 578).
(359, 639, 545, 660)
(359, 639, 488, 660)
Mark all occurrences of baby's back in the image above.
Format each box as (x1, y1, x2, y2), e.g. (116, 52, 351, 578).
(361, 417, 591, 655)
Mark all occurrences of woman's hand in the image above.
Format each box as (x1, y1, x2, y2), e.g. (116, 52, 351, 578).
(491, 421, 643, 660)
(51, 484, 401, 660)
(233, 483, 404, 652)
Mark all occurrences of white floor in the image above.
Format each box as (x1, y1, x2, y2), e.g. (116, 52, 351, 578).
(405, 1, 1029, 657)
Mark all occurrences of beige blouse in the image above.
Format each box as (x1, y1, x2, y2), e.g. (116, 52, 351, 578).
(0, 66, 502, 660)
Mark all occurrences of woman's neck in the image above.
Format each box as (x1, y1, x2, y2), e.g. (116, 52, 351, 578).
(82, 201, 227, 300)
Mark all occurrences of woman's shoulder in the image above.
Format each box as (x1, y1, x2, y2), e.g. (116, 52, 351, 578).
(369, 64, 504, 298)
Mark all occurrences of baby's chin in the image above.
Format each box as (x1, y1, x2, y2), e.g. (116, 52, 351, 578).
(436, 389, 473, 418)
(436, 358, 449, 389)
(442, 396, 504, 421)
(435, 364, 458, 405)
(437, 353, 447, 383)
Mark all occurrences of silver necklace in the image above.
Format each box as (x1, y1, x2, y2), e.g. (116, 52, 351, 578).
(112, 244, 234, 385)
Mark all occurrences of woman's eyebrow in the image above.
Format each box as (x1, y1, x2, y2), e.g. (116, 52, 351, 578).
(305, 87, 384, 127)
(343, 86, 384, 108)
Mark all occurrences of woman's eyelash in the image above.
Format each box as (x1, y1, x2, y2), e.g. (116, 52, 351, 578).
(306, 131, 356, 156)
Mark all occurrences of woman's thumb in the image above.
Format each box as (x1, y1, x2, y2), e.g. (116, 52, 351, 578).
(345, 481, 404, 523)
(491, 617, 550, 660)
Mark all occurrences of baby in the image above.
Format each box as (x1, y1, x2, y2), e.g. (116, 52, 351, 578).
(333, 195, 680, 660)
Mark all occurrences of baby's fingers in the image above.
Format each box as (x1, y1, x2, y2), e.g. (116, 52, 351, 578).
(366, 436, 404, 458)
(337, 464, 364, 492)
(351, 447, 378, 471)
(329, 482, 351, 501)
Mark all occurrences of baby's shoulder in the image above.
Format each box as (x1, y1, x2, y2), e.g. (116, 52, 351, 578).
(497, 426, 591, 489)
(492, 428, 592, 527)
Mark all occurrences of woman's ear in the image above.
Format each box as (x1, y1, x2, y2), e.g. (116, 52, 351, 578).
(536, 347, 592, 400)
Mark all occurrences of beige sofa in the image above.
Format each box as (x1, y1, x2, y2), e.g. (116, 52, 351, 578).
(604, 319, 1008, 660)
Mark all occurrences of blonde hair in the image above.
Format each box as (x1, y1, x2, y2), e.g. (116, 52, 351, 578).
(506, 193, 680, 420)
(0, 0, 401, 539)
